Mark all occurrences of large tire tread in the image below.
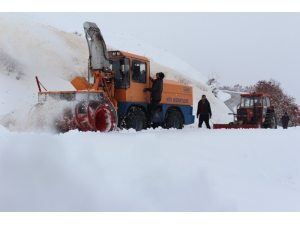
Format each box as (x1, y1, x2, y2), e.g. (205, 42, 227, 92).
(165, 109, 183, 129)
(124, 107, 147, 131)
(264, 111, 277, 129)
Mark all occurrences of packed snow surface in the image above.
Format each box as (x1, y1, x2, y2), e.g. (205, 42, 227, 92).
(1, 125, 300, 211)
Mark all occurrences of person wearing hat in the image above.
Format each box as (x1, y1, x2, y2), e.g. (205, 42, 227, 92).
(143, 72, 165, 125)
(281, 112, 290, 129)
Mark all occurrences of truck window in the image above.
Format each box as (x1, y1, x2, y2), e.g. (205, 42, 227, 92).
(241, 97, 252, 107)
(110, 58, 130, 89)
(132, 60, 146, 83)
(264, 97, 268, 107)
(240, 96, 261, 107)
(253, 97, 261, 106)
(265, 97, 270, 107)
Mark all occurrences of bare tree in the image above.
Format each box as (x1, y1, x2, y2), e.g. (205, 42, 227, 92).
(206, 72, 220, 97)
(73, 31, 82, 36)
(254, 79, 300, 126)
(219, 83, 254, 92)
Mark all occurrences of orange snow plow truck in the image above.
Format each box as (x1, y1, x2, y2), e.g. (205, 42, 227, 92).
(213, 92, 277, 129)
(32, 22, 194, 132)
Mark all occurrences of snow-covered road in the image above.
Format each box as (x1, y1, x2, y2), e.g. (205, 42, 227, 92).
(1, 125, 300, 212)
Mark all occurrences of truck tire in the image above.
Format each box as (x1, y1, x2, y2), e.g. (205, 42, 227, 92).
(165, 109, 183, 129)
(124, 107, 147, 131)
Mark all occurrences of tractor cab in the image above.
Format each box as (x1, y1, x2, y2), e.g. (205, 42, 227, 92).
(237, 93, 270, 125)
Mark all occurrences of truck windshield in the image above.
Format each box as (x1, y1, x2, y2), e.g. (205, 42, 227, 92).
(240, 96, 262, 107)
(109, 58, 130, 89)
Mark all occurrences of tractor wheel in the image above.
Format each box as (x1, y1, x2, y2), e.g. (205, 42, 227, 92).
(269, 112, 277, 129)
(124, 107, 147, 131)
(165, 109, 183, 129)
(265, 111, 277, 129)
(257, 122, 261, 129)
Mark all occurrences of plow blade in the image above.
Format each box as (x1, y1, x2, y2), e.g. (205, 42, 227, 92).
(213, 124, 260, 129)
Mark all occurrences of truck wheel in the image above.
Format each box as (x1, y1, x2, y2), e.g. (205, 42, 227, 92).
(124, 107, 147, 131)
(165, 109, 183, 129)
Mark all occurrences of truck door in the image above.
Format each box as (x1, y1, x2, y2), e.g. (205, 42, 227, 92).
(130, 59, 147, 102)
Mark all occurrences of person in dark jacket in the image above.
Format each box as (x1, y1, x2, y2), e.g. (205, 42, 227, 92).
(281, 112, 290, 129)
(143, 72, 165, 124)
(197, 95, 212, 129)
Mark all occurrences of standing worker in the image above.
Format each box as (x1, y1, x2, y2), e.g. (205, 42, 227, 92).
(143, 72, 165, 124)
(197, 94, 212, 129)
(281, 112, 290, 129)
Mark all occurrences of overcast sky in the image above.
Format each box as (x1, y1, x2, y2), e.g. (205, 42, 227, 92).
(3, 9, 300, 103)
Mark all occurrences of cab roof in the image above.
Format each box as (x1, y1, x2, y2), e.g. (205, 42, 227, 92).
(240, 92, 271, 98)
(108, 50, 150, 62)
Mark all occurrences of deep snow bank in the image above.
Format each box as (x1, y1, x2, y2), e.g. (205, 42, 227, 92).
(1, 124, 300, 211)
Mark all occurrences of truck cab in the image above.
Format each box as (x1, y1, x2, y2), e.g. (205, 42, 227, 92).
(108, 50, 149, 103)
(107, 50, 195, 131)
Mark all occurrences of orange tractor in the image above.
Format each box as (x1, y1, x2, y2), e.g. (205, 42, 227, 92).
(213, 92, 277, 129)
(31, 22, 194, 132)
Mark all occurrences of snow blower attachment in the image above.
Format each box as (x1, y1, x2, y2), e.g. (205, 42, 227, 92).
(213, 92, 277, 129)
(31, 22, 118, 133)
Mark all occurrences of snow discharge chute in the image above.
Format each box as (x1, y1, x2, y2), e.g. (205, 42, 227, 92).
(83, 21, 110, 71)
(29, 22, 118, 133)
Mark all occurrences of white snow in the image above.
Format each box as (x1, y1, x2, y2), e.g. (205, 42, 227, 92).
(217, 90, 231, 102)
(1, 13, 300, 220)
